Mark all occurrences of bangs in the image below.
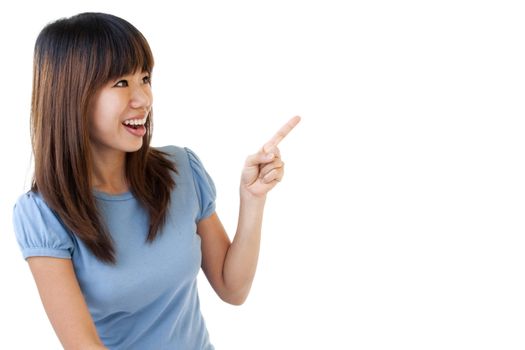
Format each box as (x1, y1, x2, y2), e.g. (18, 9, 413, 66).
(67, 13, 154, 86)
(97, 20, 154, 81)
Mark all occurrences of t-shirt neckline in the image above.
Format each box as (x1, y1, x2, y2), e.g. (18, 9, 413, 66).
(92, 190, 134, 201)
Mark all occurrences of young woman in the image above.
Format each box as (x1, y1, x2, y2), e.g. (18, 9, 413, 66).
(12, 12, 300, 349)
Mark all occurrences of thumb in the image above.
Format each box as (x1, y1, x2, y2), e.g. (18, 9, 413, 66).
(244, 151, 275, 168)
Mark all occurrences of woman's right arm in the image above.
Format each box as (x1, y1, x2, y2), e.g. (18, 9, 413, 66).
(27, 257, 108, 350)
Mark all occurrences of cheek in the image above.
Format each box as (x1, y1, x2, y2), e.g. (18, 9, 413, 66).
(90, 93, 125, 134)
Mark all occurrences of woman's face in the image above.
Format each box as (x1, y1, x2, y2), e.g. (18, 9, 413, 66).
(88, 70, 153, 156)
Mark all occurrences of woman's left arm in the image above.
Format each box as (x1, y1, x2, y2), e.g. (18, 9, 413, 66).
(197, 116, 300, 305)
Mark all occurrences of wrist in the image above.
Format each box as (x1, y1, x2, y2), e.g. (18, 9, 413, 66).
(239, 187, 267, 204)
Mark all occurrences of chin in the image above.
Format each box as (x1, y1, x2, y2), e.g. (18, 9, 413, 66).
(124, 141, 144, 153)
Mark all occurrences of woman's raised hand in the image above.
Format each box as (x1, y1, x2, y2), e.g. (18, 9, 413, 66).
(240, 116, 301, 198)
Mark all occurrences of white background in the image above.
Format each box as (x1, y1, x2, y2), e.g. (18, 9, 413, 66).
(1, 1, 524, 349)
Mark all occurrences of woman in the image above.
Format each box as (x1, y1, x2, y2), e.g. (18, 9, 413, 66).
(13, 12, 300, 349)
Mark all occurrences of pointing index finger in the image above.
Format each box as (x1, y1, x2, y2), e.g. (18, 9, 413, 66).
(263, 116, 301, 153)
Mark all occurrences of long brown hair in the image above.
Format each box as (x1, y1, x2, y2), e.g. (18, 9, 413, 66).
(31, 12, 176, 264)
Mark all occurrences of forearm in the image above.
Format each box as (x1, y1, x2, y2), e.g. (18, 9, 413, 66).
(220, 116, 300, 303)
(222, 192, 266, 303)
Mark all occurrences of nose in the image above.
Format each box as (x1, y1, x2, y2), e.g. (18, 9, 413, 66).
(129, 84, 152, 111)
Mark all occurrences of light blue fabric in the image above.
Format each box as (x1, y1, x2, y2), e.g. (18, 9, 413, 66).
(12, 146, 216, 350)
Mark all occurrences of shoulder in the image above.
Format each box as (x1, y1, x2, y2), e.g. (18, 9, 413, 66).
(155, 145, 187, 164)
(15, 190, 42, 203)
(12, 190, 75, 259)
(153, 145, 206, 172)
(155, 144, 183, 157)
(153, 145, 215, 188)
(153, 146, 216, 220)
(13, 190, 67, 230)
(14, 190, 52, 217)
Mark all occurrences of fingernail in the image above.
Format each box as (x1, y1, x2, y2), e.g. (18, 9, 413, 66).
(266, 153, 275, 160)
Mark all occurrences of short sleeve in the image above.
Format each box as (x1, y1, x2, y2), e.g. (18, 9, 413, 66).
(12, 192, 75, 260)
(185, 147, 217, 221)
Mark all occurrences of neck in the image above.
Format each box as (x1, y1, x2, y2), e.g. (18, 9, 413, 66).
(90, 148, 128, 195)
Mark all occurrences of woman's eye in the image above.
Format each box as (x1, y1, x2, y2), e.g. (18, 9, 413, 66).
(143, 75, 151, 85)
(114, 80, 129, 87)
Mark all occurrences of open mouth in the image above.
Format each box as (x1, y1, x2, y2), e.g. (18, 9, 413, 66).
(124, 124, 143, 129)
(122, 115, 148, 136)
(122, 117, 147, 136)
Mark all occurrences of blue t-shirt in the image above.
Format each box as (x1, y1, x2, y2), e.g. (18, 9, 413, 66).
(12, 146, 216, 349)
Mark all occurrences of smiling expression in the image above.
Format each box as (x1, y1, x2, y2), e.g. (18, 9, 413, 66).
(88, 70, 153, 156)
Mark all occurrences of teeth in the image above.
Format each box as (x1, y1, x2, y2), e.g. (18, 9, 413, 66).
(123, 116, 147, 126)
